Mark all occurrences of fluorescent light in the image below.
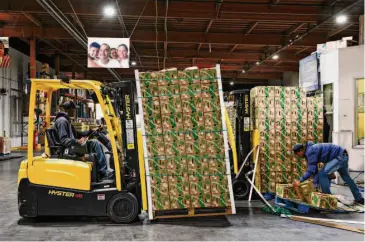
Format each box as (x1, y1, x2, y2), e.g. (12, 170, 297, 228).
(256, 61, 260, 65)
(131, 61, 137, 66)
(104, 6, 116, 17)
(336, 15, 347, 24)
(242, 70, 246, 73)
(230, 81, 234, 86)
(272, 55, 279, 60)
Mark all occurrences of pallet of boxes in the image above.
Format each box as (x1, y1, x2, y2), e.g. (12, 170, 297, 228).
(0, 136, 11, 156)
(251, 86, 336, 210)
(136, 65, 236, 220)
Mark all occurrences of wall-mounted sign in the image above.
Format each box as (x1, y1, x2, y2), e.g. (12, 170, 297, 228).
(299, 54, 319, 92)
(0, 37, 10, 68)
(87, 37, 130, 68)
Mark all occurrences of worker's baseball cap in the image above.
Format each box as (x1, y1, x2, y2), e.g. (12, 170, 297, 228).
(61, 100, 76, 110)
(292, 143, 304, 153)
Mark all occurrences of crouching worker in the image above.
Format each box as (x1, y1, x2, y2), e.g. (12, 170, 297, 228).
(292, 142, 364, 205)
(54, 100, 114, 180)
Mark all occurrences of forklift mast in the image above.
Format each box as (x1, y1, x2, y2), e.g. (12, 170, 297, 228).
(229, 89, 251, 170)
(106, 81, 141, 204)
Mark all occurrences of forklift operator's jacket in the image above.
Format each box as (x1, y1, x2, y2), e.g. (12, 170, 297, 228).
(54, 112, 90, 148)
(300, 141, 345, 182)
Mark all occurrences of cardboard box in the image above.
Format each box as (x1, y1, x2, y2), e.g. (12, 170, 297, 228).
(298, 180, 315, 203)
(201, 83, 219, 99)
(191, 194, 212, 208)
(162, 68, 179, 85)
(275, 97, 291, 109)
(179, 68, 200, 85)
(146, 137, 166, 157)
(251, 86, 275, 97)
(166, 157, 189, 175)
(180, 84, 202, 99)
(161, 113, 184, 131)
(169, 177, 191, 196)
(0, 137, 11, 155)
(310, 192, 337, 209)
(200, 68, 217, 84)
(160, 97, 182, 114)
(276, 184, 297, 199)
(206, 139, 224, 155)
(274, 86, 291, 97)
(152, 196, 170, 211)
(144, 114, 163, 135)
(202, 97, 221, 113)
(183, 112, 205, 130)
(190, 178, 211, 195)
(290, 87, 306, 99)
(150, 175, 169, 198)
(205, 131, 223, 142)
(181, 97, 203, 113)
(165, 138, 186, 156)
(204, 111, 222, 129)
(185, 140, 206, 155)
(254, 97, 275, 108)
(211, 193, 231, 207)
(142, 97, 161, 117)
(254, 108, 275, 119)
(170, 195, 191, 209)
(148, 157, 167, 173)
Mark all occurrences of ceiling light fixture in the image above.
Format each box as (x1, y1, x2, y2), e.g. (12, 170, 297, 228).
(131, 61, 137, 66)
(256, 61, 260, 65)
(103, 6, 116, 17)
(242, 70, 246, 73)
(272, 55, 279, 60)
(336, 15, 347, 24)
(230, 81, 234, 86)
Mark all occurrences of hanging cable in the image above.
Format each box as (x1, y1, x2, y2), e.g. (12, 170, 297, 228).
(163, 0, 169, 70)
(129, 0, 149, 38)
(67, 0, 88, 38)
(115, 0, 144, 69)
(155, 0, 160, 70)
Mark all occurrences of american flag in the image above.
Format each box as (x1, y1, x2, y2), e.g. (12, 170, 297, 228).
(0, 55, 10, 68)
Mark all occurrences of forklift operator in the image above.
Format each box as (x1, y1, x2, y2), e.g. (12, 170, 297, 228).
(54, 100, 114, 180)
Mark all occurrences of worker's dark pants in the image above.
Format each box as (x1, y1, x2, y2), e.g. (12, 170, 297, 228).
(86, 140, 107, 176)
(319, 153, 363, 201)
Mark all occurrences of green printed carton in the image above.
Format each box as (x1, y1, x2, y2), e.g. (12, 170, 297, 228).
(310, 192, 337, 209)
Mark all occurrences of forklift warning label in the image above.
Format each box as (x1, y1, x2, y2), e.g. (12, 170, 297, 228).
(126, 129, 135, 149)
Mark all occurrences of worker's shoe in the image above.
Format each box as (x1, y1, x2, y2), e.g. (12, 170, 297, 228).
(354, 198, 364, 205)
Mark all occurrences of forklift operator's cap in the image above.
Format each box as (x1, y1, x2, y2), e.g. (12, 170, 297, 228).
(61, 100, 76, 110)
(293, 143, 304, 153)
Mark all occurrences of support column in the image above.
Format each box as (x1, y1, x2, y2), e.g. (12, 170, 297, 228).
(29, 38, 36, 78)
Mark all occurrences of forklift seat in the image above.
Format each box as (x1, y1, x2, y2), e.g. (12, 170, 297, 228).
(45, 128, 64, 158)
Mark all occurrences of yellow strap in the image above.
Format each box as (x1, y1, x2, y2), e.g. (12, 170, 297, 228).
(224, 108, 238, 174)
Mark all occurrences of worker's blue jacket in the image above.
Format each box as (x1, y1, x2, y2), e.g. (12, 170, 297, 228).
(300, 141, 345, 182)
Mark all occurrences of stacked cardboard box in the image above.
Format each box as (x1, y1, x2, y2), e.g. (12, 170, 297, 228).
(0, 137, 11, 155)
(139, 67, 232, 212)
(73, 123, 90, 132)
(310, 192, 337, 209)
(251, 86, 323, 193)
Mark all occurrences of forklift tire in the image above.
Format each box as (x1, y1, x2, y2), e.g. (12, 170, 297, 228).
(233, 178, 250, 200)
(107, 192, 139, 224)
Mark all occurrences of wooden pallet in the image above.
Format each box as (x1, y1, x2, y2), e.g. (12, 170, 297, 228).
(275, 196, 363, 214)
(153, 207, 232, 219)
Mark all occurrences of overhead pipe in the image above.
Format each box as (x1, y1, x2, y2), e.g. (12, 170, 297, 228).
(36, 0, 123, 82)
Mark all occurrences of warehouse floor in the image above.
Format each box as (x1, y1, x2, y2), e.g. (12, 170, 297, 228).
(0, 154, 364, 241)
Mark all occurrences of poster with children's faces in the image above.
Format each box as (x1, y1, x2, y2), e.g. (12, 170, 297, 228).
(0, 37, 10, 68)
(87, 37, 130, 68)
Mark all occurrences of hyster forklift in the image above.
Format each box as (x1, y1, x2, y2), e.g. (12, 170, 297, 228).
(18, 78, 145, 223)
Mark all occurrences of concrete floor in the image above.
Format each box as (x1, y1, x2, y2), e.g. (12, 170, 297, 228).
(0, 154, 364, 241)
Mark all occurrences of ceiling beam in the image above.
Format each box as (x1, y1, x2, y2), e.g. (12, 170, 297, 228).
(230, 44, 239, 52)
(0, 27, 328, 46)
(216, 0, 224, 18)
(205, 19, 214, 33)
(22, 12, 42, 27)
(1, 1, 330, 23)
(245, 22, 259, 35)
(286, 23, 306, 35)
(327, 23, 354, 37)
(295, 46, 311, 55)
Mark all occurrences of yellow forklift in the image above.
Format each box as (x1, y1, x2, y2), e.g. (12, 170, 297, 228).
(18, 78, 147, 223)
(18, 78, 238, 223)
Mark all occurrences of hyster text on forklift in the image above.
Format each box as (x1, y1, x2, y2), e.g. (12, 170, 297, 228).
(18, 78, 144, 223)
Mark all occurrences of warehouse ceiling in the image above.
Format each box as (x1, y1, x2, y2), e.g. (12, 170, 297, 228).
(0, 0, 364, 84)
